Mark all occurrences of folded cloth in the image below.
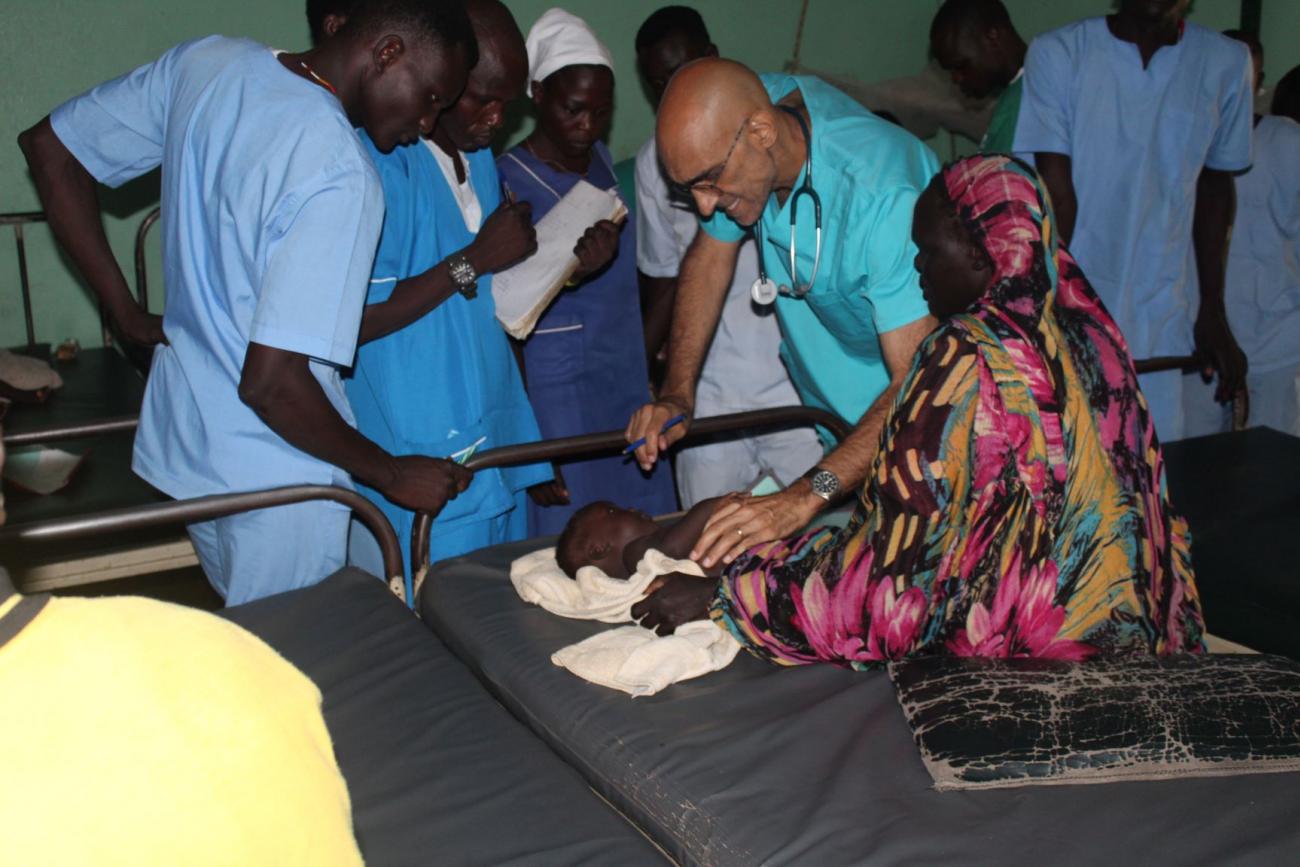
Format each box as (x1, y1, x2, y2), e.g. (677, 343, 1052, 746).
(510, 545, 656, 623)
(511, 547, 741, 696)
(553, 621, 742, 698)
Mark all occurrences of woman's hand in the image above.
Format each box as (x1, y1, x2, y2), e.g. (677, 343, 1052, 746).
(570, 219, 621, 281)
(631, 571, 719, 636)
(690, 483, 825, 569)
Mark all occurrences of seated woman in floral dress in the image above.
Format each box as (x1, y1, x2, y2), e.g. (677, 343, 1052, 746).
(633, 154, 1206, 665)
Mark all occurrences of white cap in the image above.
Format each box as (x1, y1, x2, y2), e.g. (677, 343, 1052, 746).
(526, 7, 614, 86)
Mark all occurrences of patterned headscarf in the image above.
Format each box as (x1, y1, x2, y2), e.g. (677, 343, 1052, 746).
(940, 155, 1157, 490)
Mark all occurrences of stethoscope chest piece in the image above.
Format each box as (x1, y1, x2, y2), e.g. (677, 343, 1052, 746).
(751, 103, 822, 308)
(751, 277, 780, 306)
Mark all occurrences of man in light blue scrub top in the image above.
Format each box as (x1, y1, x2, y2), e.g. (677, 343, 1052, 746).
(1013, 0, 1253, 441)
(344, 0, 552, 595)
(18, 0, 478, 604)
(627, 58, 939, 568)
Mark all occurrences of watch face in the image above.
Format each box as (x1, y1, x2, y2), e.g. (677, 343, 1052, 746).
(811, 469, 839, 497)
(450, 255, 477, 297)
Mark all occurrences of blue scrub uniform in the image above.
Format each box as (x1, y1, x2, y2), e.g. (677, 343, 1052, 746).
(1013, 19, 1253, 441)
(498, 142, 677, 536)
(51, 37, 384, 604)
(699, 74, 938, 428)
(346, 138, 550, 591)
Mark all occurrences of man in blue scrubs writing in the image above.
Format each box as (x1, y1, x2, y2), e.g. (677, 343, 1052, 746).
(343, 0, 551, 593)
(18, 0, 477, 604)
(1013, 0, 1253, 441)
(626, 58, 940, 568)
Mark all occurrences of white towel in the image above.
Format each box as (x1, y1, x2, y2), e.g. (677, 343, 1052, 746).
(510, 547, 741, 696)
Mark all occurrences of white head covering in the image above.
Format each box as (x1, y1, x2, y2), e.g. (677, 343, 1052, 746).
(526, 8, 614, 86)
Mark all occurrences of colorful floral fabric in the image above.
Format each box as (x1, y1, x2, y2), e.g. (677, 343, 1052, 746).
(711, 155, 1206, 668)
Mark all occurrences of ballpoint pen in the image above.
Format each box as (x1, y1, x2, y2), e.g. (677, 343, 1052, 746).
(623, 414, 687, 455)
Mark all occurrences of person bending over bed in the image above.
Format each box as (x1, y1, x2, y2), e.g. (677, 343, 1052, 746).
(631, 154, 1207, 665)
(556, 493, 747, 580)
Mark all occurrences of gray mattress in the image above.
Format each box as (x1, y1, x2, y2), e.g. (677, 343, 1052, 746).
(221, 568, 665, 867)
(422, 539, 1300, 867)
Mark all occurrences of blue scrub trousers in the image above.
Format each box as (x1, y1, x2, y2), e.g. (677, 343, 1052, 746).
(187, 500, 349, 606)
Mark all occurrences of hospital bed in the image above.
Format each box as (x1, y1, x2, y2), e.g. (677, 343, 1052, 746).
(0, 484, 668, 866)
(416, 409, 1300, 866)
(5, 406, 1296, 864)
(2, 210, 177, 590)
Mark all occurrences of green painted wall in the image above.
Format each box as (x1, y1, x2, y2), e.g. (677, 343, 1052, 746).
(1, 1, 1290, 349)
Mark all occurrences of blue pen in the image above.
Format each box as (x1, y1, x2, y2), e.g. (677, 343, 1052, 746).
(623, 414, 687, 455)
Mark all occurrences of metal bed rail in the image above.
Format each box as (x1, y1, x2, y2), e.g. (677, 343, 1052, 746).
(2, 415, 140, 447)
(2, 211, 51, 352)
(4, 207, 158, 354)
(0, 484, 408, 605)
(134, 206, 161, 312)
(410, 405, 853, 582)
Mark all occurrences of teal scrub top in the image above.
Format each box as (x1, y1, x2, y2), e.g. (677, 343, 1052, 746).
(700, 74, 938, 425)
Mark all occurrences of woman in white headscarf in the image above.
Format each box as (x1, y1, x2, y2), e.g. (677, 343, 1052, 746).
(499, 8, 678, 536)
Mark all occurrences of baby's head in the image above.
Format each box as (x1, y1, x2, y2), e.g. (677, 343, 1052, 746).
(556, 501, 658, 580)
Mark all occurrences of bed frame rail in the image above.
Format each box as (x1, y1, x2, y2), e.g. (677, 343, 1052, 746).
(0, 484, 407, 604)
(410, 405, 853, 583)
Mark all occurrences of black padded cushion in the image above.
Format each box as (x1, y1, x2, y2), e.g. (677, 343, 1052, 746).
(222, 568, 664, 867)
(422, 539, 1300, 867)
(889, 654, 1300, 790)
(1162, 428, 1300, 658)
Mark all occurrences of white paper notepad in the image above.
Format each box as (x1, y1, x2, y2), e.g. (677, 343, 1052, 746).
(493, 180, 627, 339)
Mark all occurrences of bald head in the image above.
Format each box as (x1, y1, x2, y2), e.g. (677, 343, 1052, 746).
(438, 0, 527, 151)
(656, 58, 793, 227)
(657, 58, 770, 179)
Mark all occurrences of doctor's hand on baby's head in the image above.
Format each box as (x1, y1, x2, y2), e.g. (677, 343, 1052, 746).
(556, 501, 658, 580)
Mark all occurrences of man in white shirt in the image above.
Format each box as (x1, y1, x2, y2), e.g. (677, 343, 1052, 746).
(634, 6, 821, 507)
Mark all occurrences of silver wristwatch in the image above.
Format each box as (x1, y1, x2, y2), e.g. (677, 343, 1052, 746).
(805, 467, 841, 502)
(448, 252, 478, 299)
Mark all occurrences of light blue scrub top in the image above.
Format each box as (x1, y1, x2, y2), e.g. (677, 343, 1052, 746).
(699, 74, 937, 426)
(347, 137, 550, 573)
(1013, 19, 1253, 360)
(50, 36, 383, 499)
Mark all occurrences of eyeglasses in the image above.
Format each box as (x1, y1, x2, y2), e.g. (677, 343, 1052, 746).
(671, 117, 748, 198)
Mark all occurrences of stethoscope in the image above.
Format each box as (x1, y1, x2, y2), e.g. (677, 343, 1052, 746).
(751, 105, 823, 306)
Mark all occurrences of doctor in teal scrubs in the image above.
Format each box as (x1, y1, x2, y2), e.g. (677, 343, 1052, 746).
(627, 58, 939, 568)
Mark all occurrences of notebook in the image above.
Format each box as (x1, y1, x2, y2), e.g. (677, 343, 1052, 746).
(492, 180, 627, 339)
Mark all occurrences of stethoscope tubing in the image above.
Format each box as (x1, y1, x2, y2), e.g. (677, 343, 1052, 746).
(752, 104, 823, 305)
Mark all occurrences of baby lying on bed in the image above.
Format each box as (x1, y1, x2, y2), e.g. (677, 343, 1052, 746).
(556, 493, 748, 580)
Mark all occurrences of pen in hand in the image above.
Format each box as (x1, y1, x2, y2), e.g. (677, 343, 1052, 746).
(623, 414, 687, 455)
